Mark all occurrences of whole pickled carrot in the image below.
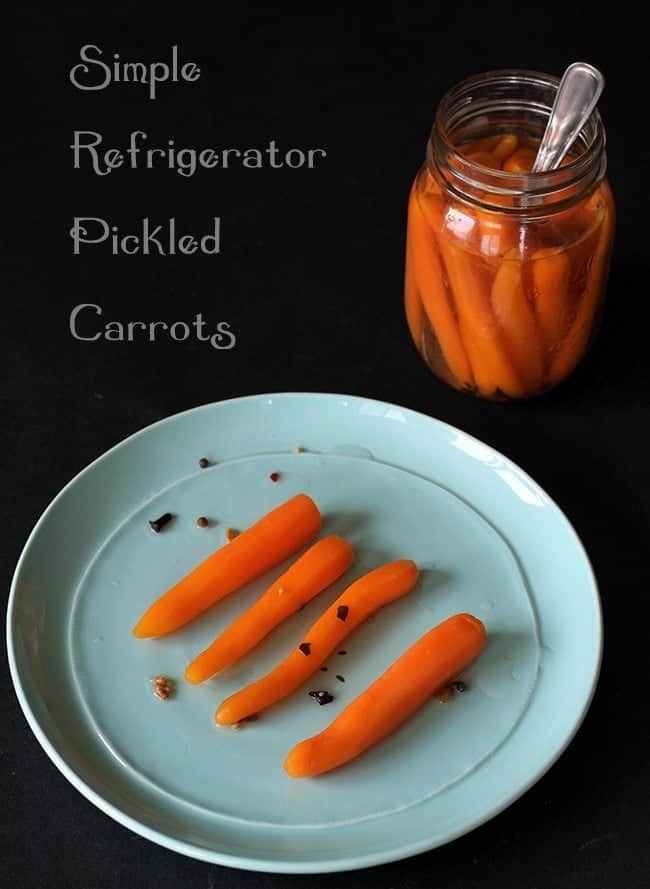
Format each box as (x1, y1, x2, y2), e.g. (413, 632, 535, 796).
(215, 560, 419, 725)
(438, 240, 526, 398)
(284, 613, 487, 778)
(531, 247, 572, 348)
(491, 247, 545, 391)
(185, 535, 354, 685)
(492, 133, 519, 162)
(404, 243, 424, 349)
(408, 190, 475, 387)
(133, 494, 322, 638)
(404, 190, 425, 348)
(185, 536, 354, 683)
(549, 182, 615, 383)
(502, 147, 537, 173)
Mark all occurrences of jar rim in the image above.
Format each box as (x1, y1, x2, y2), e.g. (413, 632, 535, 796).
(430, 68, 606, 212)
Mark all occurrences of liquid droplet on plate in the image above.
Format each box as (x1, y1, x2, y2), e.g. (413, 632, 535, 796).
(480, 599, 496, 611)
(328, 444, 374, 460)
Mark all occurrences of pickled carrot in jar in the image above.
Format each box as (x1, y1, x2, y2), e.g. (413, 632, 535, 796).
(465, 151, 501, 169)
(531, 247, 572, 350)
(549, 182, 615, 382)
(407, 188, 475, 388)
(493, 133, 519, 161)
(437, 239, 525, 398)
(491, 248, 545, 392)
(502, 148, 537, 173)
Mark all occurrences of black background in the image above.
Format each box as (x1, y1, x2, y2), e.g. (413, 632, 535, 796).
(3, 5, 649, 888)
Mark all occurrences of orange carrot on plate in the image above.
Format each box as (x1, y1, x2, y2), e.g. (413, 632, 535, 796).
(185, 536, 354, 683)
(215, 560, 419, 725)
(133, 493, 322, 638)
(285, 613, 487, 778)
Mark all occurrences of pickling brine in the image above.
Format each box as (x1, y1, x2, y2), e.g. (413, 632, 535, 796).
(405, 70, 615, 399)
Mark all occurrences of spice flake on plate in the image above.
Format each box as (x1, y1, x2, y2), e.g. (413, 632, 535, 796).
(151, 676, 173, 700)
(308, 690, 334, 706)
(149, 513, 173, 534)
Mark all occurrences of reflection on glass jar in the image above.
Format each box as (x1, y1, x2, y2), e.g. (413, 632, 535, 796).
(405, 69, 615, 400)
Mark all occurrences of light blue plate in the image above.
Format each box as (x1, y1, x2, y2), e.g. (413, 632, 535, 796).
(7, 394, 601, 873)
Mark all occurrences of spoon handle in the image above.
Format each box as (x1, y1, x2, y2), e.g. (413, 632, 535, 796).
(532, 62, 605, 173)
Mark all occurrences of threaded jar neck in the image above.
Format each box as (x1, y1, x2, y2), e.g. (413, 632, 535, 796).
(429, 69, 606, 214)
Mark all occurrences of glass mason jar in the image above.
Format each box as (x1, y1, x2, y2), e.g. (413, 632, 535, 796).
(405, 69, 615, 399)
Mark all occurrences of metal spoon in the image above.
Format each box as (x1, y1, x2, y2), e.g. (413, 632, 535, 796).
(532, 62, 605, 173)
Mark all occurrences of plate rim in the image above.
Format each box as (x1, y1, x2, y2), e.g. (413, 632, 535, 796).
(6, 391, 603, 873)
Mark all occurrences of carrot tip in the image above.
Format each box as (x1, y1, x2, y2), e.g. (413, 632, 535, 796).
(284, 750, 308, 778)
(215, 706, 233, 725)
(184, 667, 202, 685)
(459, 613, 487, 637)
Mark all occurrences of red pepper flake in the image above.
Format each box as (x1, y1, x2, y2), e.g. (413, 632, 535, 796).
(269, 472, 280, 483)
(196, 516, 209, 528)
(435, 687, 453, 703)
(452, 680, 467, 693)
(299, 642, 312, 656)
(336, 674, 345, 683)
(199, 457, 210, 469)
(338, 650, 347, 656)
(320, 666, 328, 672)
(308, 690, 334, 705)
(336, 605, 349, 622)
(149, 513, 173, 534)
(226, 527, 239, 541)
